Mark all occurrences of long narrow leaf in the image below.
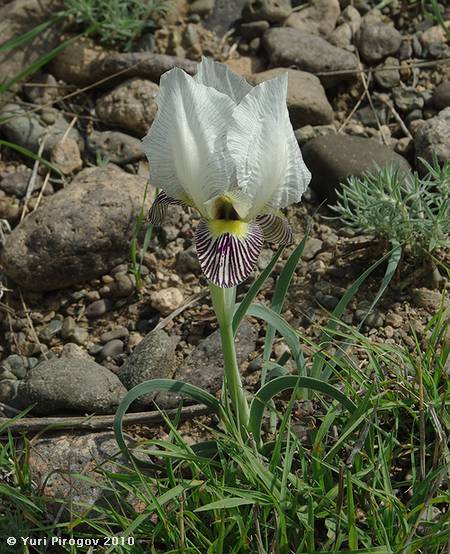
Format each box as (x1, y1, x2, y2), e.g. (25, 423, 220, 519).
(247, 303, 302, 366)
(263, 233, 309, 378)
(0, 18, 57, 53)
(0, 140, 62, 176)
(233, 247, 284, 334)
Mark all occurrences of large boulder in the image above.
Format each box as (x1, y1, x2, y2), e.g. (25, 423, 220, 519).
(1, 165, 150, 290)
(96, 78, 159, 136)
(262, 27, 358, 88)
(156, 321, 258, 408)
(118, 329, 179, 408)
(414, 115, 450, 173)
(17, 358, 126, 415)
(204, 0, 248, 36)
(250, 68, 334, 128)
(302, 134, 411, 202)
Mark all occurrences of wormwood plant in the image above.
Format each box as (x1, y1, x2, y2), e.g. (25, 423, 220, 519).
(331, 159, 450, 258)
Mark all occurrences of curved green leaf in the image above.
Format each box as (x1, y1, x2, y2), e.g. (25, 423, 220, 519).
(249, 376, 357, 446)
(114, 379, 222, 468)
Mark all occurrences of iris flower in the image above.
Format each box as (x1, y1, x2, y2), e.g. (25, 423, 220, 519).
(143, 57, 311, 288)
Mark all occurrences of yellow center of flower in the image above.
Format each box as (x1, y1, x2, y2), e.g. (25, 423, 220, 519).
(206, 196, 249, 239)
(209, 219, 249, 239)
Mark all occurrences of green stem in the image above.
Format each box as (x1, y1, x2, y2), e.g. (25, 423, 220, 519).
(209, 284, 250, 430)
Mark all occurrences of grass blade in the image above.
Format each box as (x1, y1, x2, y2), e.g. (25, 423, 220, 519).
(263, 232, 309, 378)
(0, 140, 62, 176)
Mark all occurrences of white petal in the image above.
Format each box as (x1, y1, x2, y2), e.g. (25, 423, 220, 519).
(227, 73, 311, 217)
(142, 67, 235, 212)
(194, 57, 253, 104)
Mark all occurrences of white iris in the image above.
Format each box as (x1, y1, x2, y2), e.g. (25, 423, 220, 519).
(142, 57, 311, 288)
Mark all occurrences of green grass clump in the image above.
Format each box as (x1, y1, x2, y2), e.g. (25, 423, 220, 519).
(331, 159, 450, 258)
(1, 307, 448, 553)
(64, 0, 173, 50)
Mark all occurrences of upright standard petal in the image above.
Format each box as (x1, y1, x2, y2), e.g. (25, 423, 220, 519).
(142, 68, 235, 213)
(194, 57, 253, 104)
(195, 220, 264, 288)
(227, 73, 311, 218)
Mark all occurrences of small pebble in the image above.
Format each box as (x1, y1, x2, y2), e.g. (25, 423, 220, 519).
(100, 326, 129, 343)
(85, 299, 113, 318)
(99, 339, 124, 361)
(150, 287, 184, 316)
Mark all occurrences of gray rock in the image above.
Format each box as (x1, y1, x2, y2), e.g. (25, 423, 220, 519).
(49, 37, 108, 86)
(411, 288, 449, 311)
(50, 138, 83, 175)
(92, 52, 197, 84)
(23, 73, 60, 105)
(414, 116, 450, 172)
(243, 0, 292, 23)
(295, 124, 336, 146)
(286, 0, 340, 37)
(0, 103, 82, 157)
(356, 21, 402, 63)
(405, 109, 423, 126)
(28, 432, 139, 516)
(393, 87, 425, 112)
(0, 0, 63, 82)
(0, 368, 17, 381)
(189, 0, 215, 15)
(204, 0, 247, 36)
(0, 380, 20, 406)
(374, 56, 401, 89)
(1, 165, 151, 290)
(38, 319, 63, 343)
(118, 329, 178, 407)
(96, 78, 159, 136)
(100, 326, 129, 343)
(60, 343, 92, 359)
(99, 339, 124, 361)
(86, 299, 113, 319)
(17, 358, 126, 415)
(432, 81, 450, 111)
(250, 68, 334, 127)
(61, 316, 76, 339)
(2, 354, 37, 379)
(302, 134, 411, 201)
(71, 327, 90, 345)
(157, 321, 257, 408)
(0, 170, 42, 198)
(262, 27, 358, 88)
(110, 273, 135, 298)
(338, 5, 361, 34)
(328, 22, 353, 49)
(176, 246, 201, 274)
(302, 237, 323, 260)
(86, 130, 144, 165)
(239, 20, 270, 39)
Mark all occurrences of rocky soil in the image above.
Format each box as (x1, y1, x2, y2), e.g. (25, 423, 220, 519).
(0, 0, 449, 487)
